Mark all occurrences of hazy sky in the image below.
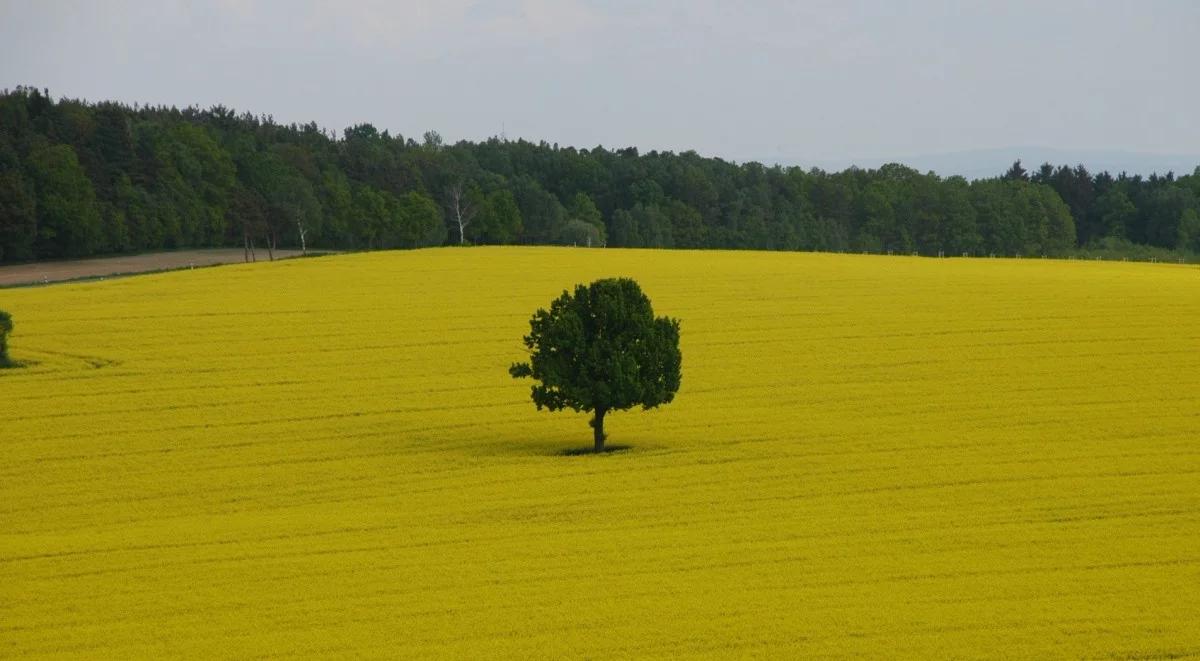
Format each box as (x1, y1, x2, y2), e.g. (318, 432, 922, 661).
(2, 0, 1198, 164)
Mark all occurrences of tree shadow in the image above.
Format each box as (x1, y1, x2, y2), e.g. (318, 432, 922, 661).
(478, 433, 655, 458)
(556, 444, 634, 457)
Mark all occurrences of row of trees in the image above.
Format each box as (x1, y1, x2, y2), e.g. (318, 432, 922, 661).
(1004, 160, 1200, 254)
(2, 86, 1198, 263)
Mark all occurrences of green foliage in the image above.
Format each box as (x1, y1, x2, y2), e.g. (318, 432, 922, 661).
(609, 203, 672, 248)
(2, 86, 1199, 263)
(242, 150, 321, 249)
(0, 310, 13, 367)
(938, 177, 981, 254)
(1178, 208, 1200, 253)
(1094, 188, 1137, 240)
(1141, 186, 1198, 248)
(1073, 236, 1194, 262)
(566, 192, 605, 245)
(1003, 160, 1029, 182)
(969, 179, 1076, 256)
(0, 165, 37, 262)
(391, 191, 444, 248)
(559, 218, 604, 247)
(473, 190, 523, 244)
(318, 168, 355, 246)
(510, 278, 682, 451)
(25, 144, 103, 257)
(1037, 184, 1077, 255)
(511, 176, 566, 243)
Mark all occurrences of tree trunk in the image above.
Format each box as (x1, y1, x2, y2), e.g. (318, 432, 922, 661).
(454, 195, 466, 245)
(448, 183, 473, 245)
(591, 408, 607, 452)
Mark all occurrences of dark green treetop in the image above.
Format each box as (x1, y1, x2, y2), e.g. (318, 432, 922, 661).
(510, 278, 681, 452)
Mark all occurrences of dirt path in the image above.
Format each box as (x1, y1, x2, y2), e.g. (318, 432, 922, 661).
(0, 249, 307, 287)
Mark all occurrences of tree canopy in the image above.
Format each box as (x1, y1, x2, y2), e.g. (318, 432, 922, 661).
(2, 86, 1199, 263)
(510, 278, 682, 452)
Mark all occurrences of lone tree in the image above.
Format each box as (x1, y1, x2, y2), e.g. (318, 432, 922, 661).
(0, 310, 13, 368)
(510, 278, 682, 452)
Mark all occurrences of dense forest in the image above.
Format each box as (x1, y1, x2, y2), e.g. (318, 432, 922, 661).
(2, 86, 1198, 264)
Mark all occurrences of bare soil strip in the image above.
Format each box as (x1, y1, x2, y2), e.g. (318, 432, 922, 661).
(0, 249, 305, 287)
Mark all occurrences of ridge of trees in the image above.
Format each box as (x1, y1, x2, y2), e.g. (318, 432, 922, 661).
(2, 86, 1198, 264)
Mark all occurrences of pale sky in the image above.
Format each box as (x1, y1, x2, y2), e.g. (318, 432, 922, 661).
(2, 0, 1198, 166)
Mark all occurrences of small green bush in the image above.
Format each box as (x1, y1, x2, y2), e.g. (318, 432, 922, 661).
(1072, 237, 1195, 263)
(0, 310, 13, 367)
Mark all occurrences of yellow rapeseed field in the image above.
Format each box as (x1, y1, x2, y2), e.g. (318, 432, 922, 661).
(2, 247, 1198, 659)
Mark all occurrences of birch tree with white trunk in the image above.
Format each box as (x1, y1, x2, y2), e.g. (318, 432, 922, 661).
(447, 182, 477, 245)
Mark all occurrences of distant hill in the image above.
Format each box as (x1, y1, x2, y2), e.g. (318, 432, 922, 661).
(770, 148, 1200, 180)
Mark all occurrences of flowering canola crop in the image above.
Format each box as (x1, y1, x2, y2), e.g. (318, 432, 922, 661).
(2, 247, 1198, 658)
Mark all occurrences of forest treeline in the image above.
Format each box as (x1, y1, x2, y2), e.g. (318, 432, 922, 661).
(2, 86, 1199, 263)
